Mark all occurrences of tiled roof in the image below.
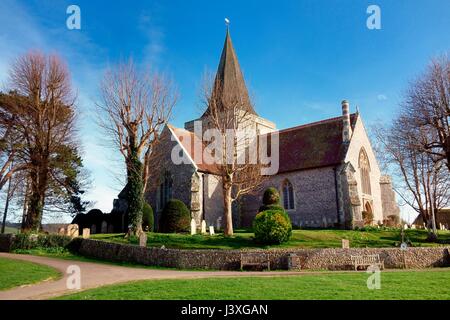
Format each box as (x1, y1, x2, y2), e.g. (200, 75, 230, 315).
(169, 113, 358, 175)
(276, 114, 358, 173)
(168, 125, 221, 174)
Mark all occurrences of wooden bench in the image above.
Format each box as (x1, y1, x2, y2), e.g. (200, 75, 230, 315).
(240, 252, 270, 271)
(351, 254, 384, 271)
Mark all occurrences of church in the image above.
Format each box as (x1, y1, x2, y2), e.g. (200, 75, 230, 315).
(145, 29, 400, 230)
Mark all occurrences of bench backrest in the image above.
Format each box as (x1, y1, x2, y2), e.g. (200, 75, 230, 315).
(351, 254, 381, 264)
(241, 253, 269, 263)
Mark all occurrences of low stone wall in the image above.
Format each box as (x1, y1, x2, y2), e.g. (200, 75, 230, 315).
(1, 234, 449, 271)
(76, 239, 450, 271)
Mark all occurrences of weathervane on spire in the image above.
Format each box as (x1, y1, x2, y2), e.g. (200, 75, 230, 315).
(225, 18, 230, 28)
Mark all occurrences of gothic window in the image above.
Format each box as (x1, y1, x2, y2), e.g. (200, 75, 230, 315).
(282, 179, 295, 210)
(359, 148, 372, 195)
(159, 172, 173, 210)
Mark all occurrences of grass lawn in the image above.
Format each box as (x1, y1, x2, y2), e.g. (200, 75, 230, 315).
(0, 226, 18, 234)
(58, 269, 450, 300)
(92, 229, 450, 250)
(0, 257, 61, 291)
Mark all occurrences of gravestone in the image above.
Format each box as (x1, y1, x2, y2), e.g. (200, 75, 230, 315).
(101, 221, 108, 234)
(201, 220, 207, 234)
(58, 227, 65, 235)
(90, 224, 97, 234)
(341, 239, 350, 249)
(190, 219, 197, 235)
(404, 224, 409, 230)
(411, 225, 416, 229)
(82, 228, 90, 239)
(67, 224, 79, 238)
(209, 226, 215, 236)
(139, 232, 147, 247)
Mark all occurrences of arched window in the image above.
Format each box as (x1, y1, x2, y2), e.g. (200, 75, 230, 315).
(359, 148, 372, 195)
(159, 172, 173, 210)
(282, 179, 295, 210)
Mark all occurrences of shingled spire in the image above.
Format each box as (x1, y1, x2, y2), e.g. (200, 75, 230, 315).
(203, 28, 257, 117)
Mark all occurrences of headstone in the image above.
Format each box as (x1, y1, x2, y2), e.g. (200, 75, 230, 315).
(209, 226, 215, 236)
(101, 221, 108, 234)
(411, 225, 416, 229)
(82, 228, 90, 239)
(90, 224, 97, 234)
(58, 227, 65, 235)
(201, 220, 207, 234)
(404, 224, 409, 230)
(190, 218, 197, 235)
(342, 239, 350, 249)
(139, 232, 147, 247)
(67, 224, 79, 238)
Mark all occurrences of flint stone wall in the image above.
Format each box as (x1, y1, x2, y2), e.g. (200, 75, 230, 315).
(75, 239, 450, 271)
(1, 234, 448, 271)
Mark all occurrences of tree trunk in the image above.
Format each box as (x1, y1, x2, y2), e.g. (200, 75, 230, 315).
(22, 163, 47, 233)
(1, 165, 13, 234)
(126, 139, 144, 236)
(222, 180, 233, 236)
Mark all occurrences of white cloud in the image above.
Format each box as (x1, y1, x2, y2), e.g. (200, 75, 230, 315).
(377, 94, 388, 101)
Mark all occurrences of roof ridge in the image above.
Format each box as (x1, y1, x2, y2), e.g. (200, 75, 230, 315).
(279, 113, 358, 133)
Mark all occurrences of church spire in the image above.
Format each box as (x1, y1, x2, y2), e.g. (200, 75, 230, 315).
(203, 26, 257, 117)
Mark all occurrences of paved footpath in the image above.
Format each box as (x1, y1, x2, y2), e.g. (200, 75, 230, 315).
(0, 253, 307, 300)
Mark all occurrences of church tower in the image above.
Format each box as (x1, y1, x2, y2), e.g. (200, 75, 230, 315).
(185, 27, 276, 134)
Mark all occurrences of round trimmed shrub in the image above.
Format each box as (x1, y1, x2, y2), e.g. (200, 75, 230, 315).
(259, 203, 285, 212)
(142, 202, 154, 232)
(253, 209, 292, 244)
(263, 187, 280, 205)
(159, 199, 191, 233)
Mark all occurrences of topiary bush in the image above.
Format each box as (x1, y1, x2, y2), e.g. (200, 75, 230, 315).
(159, 199, 191, 233)
(263, 187, 280, 205)
(142, 202, 154, 232)
(253, 209, 292, 244)
(259, 187, 284, 212)
(259, 203, 285, 212)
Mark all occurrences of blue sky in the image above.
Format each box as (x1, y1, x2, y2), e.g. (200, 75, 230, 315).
(0, 0, 449, 222)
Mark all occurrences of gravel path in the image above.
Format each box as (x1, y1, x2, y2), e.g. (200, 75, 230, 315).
(0, 253, 307, 300)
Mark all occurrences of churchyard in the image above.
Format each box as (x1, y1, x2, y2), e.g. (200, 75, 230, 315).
(91, 228, 450, 250)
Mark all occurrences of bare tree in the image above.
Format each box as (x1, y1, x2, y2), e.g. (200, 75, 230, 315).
(98, 60, 176, 235)
(200, 76, 268, 236)
(374, 116, 450, 238)
(404, 55, 450, 171)
(0, 52, 86, 232)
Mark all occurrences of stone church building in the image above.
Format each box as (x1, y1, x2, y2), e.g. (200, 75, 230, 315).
(146, 29, 400, 230)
